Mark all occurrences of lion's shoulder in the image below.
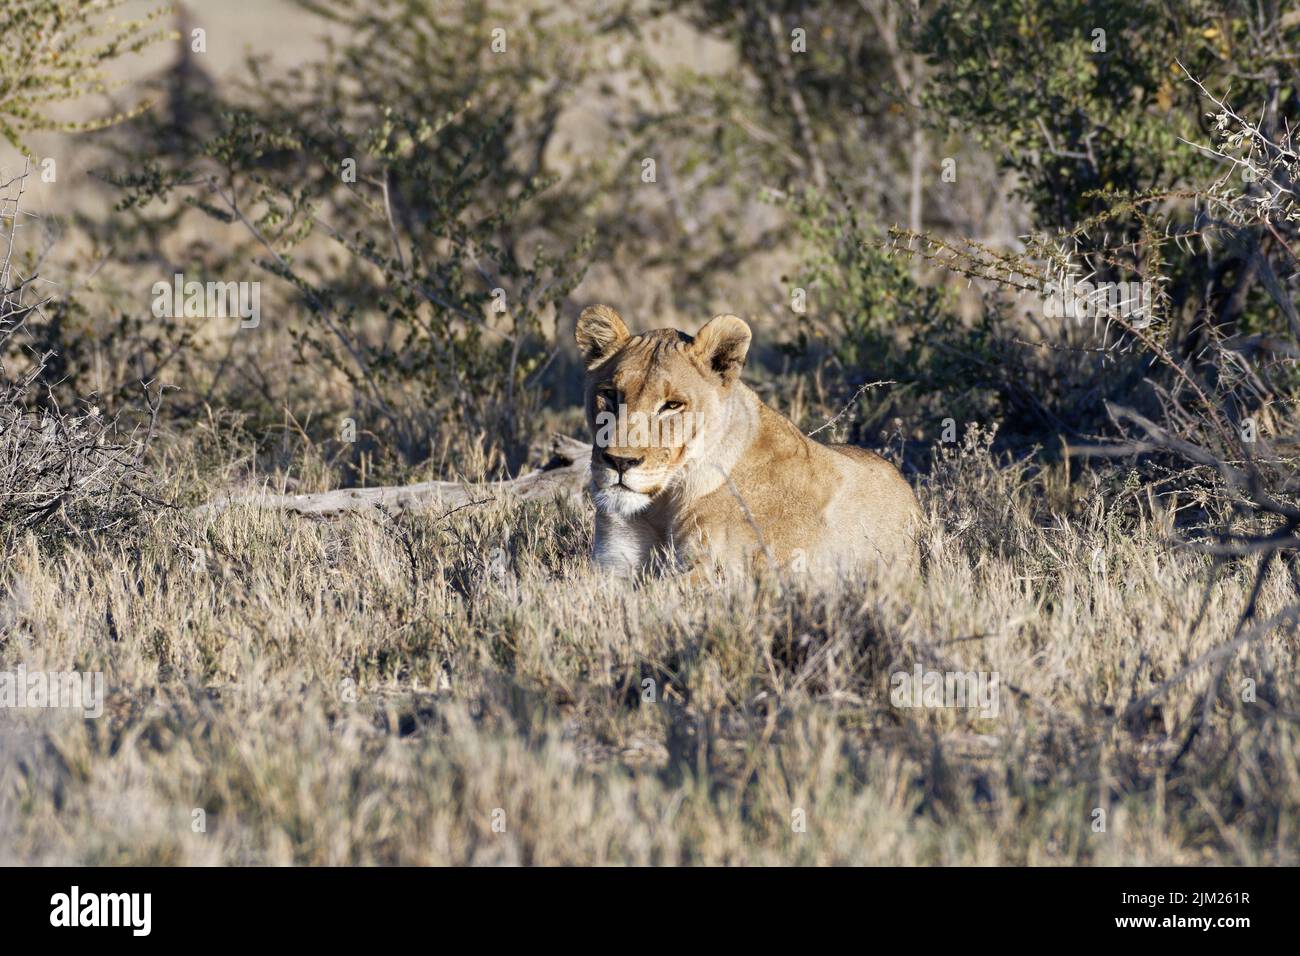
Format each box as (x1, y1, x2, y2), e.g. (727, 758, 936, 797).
(825, 443, 889, 467)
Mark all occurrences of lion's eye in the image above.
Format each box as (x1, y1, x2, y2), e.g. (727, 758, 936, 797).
(659, 400, 684, 413)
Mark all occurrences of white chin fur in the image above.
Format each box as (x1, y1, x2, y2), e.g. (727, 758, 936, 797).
(593, 484, 654, 517)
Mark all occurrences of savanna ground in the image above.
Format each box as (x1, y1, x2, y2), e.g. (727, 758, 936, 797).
(1, 0, 1298, 865)
(4, 427, 1299, 865)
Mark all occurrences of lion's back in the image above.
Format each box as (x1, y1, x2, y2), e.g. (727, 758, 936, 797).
(824, 442, 923, 565)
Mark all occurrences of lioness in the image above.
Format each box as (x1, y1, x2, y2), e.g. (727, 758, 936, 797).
(576, 304, 921, 578)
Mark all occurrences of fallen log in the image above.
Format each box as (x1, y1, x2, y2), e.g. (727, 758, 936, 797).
(194, 434, 592, 517)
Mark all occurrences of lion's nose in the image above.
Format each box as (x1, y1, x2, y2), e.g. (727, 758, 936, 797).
(601, 451, 644, 474)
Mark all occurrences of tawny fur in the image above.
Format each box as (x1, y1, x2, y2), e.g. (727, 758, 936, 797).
(576, 304, 922, 579)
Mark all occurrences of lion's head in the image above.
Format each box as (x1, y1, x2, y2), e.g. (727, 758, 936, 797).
(575, 304, 751, 516)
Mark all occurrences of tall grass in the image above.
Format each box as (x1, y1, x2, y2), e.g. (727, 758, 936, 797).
(1, 427, 1295, 865)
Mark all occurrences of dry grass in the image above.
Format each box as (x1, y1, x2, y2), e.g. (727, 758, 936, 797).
(1, 423, 1296, 866)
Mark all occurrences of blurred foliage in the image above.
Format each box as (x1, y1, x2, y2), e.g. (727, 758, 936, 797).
(98, 0, 608, 473)
(4, 0, 1299, 482)
(920, 0, 1230, 226)
(0, 0, 174, 152)
(701, 0, 1300, 457)
(919, 0, 1300, 339)
(908, 0, 1300, 458)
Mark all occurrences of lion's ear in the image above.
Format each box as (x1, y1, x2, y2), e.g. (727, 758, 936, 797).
(691, 314, 751, 385)
(575, 305, 630, 369)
